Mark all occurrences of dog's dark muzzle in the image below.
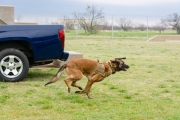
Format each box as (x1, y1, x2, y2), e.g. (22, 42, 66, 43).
(121, 64, 129, 71)
(116, 64, 129, 71)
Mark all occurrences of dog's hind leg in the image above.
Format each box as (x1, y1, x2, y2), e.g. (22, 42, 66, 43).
(71, 81, 83, 90)
(64, 78, 73, 93)
(64, 68, 83, 93)
(64, 78, 83, 93)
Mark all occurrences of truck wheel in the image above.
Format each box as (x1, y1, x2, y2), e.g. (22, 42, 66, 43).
(0, 48, 29, 82)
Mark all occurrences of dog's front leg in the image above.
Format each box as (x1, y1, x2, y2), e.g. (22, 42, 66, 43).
(84, 81, 94, 99)
(75, 80, 93, 99)
(84, 74, 104, 99)
(75, 81, 93, 99)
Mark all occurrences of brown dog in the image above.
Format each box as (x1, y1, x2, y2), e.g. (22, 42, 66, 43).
(45, 58, 129, 99)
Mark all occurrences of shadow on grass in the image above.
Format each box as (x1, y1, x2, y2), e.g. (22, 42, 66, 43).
(24, 69, 58, 82)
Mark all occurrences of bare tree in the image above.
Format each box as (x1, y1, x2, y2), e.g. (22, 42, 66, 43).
(73, 5, 105, 34)
(166, 13, 180, 34)
(73, 12, 88, 32)
(152, 19, 167, 33)
(116, 18, 133, 31)
(135, 23, 146, 31)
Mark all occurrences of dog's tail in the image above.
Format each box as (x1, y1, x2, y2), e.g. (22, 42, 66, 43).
(44, 64, 67, 86)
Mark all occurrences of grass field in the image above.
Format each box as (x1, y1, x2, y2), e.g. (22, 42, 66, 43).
(65, 29, 179, 40)
(0, 30, 180, 120)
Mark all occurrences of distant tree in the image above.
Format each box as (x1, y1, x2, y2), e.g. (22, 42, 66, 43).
(136, 23, 146, 31)
(96, 20, 111, 31)
(166, 13, 180, 34)
(73, 5, 105, 34)
(152, 19, 167, 33)
(116, 18, 133, 31)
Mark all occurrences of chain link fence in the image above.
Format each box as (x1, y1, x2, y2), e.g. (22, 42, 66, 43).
(28, 14, 174, 40)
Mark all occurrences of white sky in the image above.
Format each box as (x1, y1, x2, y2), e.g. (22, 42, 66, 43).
(78, 0, 179, 5)
(0, 0, 180, 25)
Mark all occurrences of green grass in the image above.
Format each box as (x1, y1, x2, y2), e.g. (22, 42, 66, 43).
(1, 30, 180, 119)
(65, 29, 179, 40)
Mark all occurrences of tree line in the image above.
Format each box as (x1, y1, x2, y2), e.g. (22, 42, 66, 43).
(60, 5, 180, 34)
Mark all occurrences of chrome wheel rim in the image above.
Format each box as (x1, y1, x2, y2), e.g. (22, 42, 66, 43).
(0, 55, 23, 78)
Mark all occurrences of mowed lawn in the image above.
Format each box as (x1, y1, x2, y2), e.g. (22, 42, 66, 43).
(0, 31, 180, 120)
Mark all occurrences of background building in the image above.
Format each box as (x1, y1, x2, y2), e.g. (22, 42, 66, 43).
(0, 5, 37, 25)
(0, 5, 14, 24)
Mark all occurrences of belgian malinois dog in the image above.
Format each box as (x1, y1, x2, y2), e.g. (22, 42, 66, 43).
(45, 58, 129, 99)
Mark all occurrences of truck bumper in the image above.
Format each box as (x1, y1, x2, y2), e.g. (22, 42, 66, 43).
(60, 51, 69, 61)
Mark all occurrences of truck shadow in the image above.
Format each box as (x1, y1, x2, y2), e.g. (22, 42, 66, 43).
(0, 69, 61, 82)
(24, 68, 58, 82)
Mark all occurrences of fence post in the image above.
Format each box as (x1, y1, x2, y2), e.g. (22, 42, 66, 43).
(112, 15, 114, 39)
(146, 16, 149, 40)
(76, 20, 78, 40)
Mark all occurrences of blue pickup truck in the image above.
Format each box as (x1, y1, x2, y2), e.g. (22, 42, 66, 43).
(0, 25, 69, 82)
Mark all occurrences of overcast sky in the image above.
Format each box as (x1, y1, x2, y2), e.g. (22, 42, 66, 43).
(0, 0, 180, 25)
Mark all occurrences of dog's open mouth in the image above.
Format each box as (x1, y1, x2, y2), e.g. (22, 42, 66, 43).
(123, 68, 127, 71)
(121, 65, 129, 71)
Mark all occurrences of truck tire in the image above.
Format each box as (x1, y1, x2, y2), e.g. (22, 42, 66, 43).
(0, 48, 29, 82)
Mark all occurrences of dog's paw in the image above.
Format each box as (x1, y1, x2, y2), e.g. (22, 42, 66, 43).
(88, 96, 93, 99)
(75, 91, 78, 94)
(68, 88, 71, 93)
(75, 91, 85, 94)
(78, 87, 83, 90)
(86, 93, 93, 99)
(75, 91, 81, 94)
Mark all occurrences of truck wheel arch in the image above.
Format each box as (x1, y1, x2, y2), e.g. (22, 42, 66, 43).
(0, 40, 34, 64)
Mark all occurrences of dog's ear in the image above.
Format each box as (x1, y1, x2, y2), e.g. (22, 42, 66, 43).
(110, 60, 116, 63)
(115, 57, 126, 60)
